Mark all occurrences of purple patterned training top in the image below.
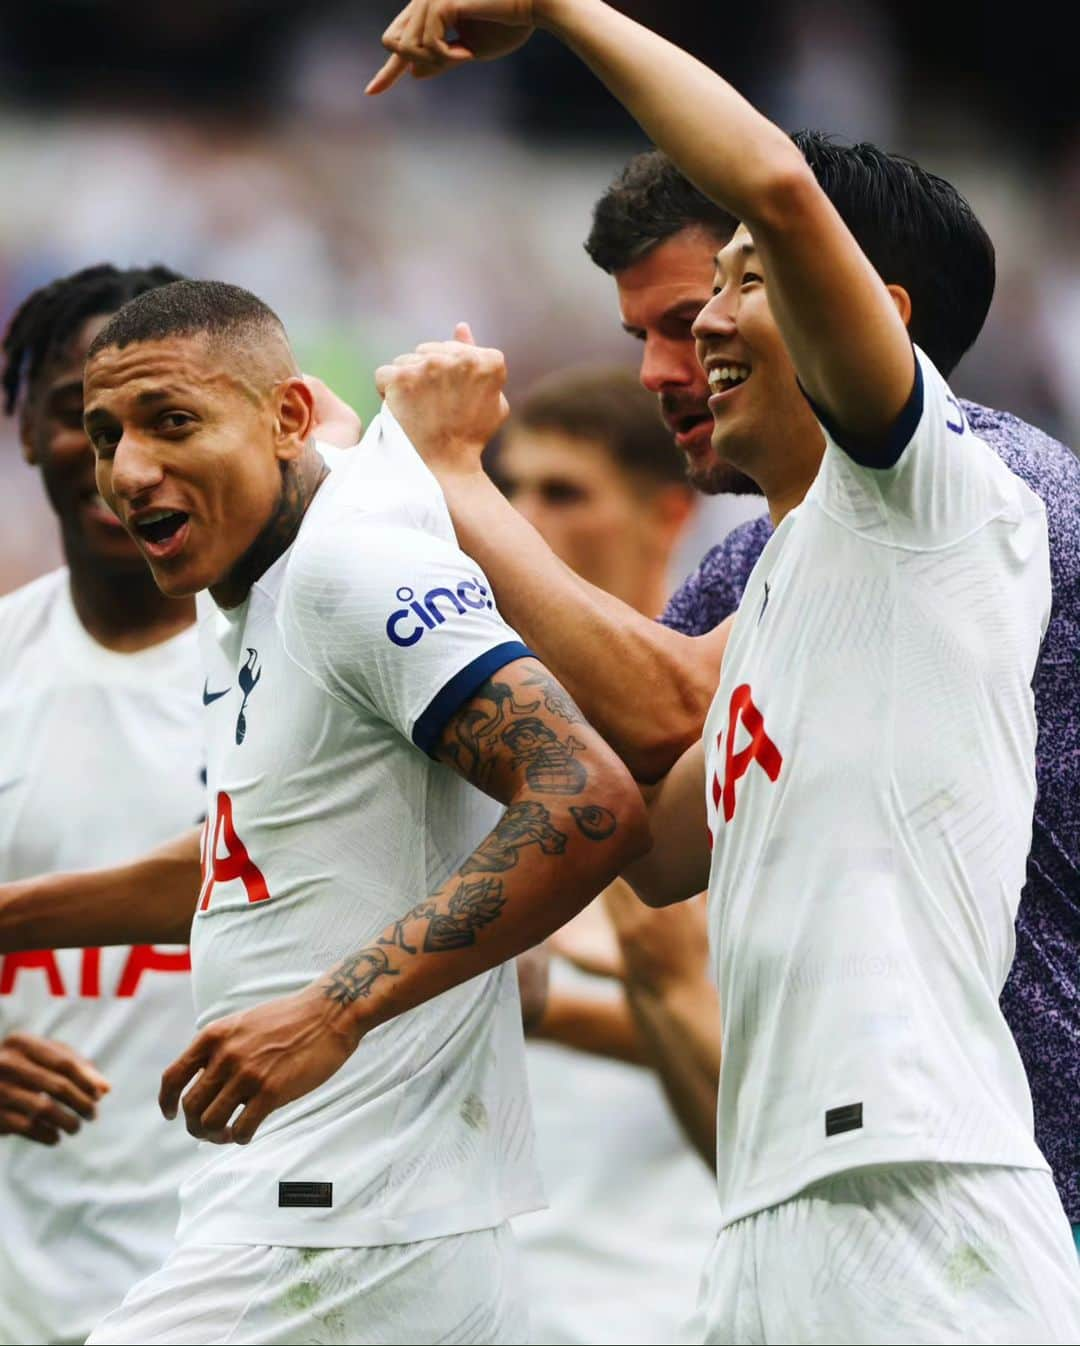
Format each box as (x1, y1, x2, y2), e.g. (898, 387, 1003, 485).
(661, 401, 1080, 1221)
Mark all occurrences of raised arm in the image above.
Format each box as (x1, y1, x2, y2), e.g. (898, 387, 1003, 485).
(375, 328, 729, 781)
(370, 0, 914, 442)
(0, 828, 202, 954)
(159, 656, 650, 1144)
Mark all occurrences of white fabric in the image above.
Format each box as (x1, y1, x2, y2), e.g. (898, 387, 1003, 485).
(0, 569, 204, 1346)
(698, 1163, 1080, 1344)
(517, 962, 718, 1345)
(181, 415, 541, 1249)
(86, 1222, 528, 1345)
(703, 347, 1052, 1228)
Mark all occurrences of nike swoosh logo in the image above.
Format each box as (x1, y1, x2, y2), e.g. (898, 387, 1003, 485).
(0, 776, 23, 796)
(202, 682, 230, 706)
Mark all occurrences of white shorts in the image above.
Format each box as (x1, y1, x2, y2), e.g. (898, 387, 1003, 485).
(698, 1164, 1080, 1345)
(85, 1223, 528, 1346)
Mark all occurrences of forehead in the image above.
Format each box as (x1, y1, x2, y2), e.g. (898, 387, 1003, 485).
(502, 426, 620, 480)
(83, 335, 254, 409)
(616, 227, 724, 304)
(715, 224, 755, 270)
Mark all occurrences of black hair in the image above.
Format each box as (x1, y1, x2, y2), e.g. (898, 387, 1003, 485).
(86, 279, 285, 363)
(512, 365, 688, 490)
(2, 263, 186, 415)
(586, 137, 995, 377)
(789, 131, 995, 376)
(585, 149, 737, 274)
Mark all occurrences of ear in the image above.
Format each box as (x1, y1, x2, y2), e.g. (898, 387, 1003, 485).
(886, 284, 912, 331)
(273, 377, 316, 462)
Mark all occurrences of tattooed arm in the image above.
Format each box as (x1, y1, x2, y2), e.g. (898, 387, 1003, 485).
(160, 657, 650, 1143)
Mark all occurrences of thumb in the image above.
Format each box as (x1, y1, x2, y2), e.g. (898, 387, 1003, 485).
(454, 321, 476, 345)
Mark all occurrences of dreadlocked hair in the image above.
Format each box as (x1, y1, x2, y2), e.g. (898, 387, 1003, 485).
(2, 263, 186, 415)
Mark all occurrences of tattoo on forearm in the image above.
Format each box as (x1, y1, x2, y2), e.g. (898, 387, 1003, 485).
(461, 801, 567, 874)
(323, 877, 508, 1006)
(503, 719, 587, 794)
(423, 878, 505, 951)
(570, 805, 617, 841)
(522, 669, 584, 725)
(324, 947, 399, 1005)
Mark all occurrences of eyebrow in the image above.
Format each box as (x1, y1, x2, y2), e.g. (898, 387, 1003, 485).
(714, 240, 758, 273)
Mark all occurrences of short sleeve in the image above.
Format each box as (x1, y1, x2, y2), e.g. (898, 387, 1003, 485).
(661, 515, 773, 634)
(283, 524, 531, 755)
(810, 346, 1033, 549)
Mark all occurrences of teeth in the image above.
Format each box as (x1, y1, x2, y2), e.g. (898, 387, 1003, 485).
(708, 364, 750, 392)
(139, 509, 178, 524)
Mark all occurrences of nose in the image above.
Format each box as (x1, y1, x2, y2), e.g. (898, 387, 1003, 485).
(639, 335, 696, 394)
(692, 291, 737, 344)
(109, 432, 165, 503)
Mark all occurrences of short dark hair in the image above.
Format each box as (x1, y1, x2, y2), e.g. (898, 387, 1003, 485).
(586, 137, 995, 378)
(86, 279, 285, 363)
(2, 263, 185, 414)
(511, 365, 689, 490)
(790, 130, 995, 376)
(585, 149, 737, 274)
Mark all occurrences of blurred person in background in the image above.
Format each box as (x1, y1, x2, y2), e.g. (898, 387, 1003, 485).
(0, 262, 204, 1346)
(498, 365, 717, 1345)
(375, 53, 1080, 1258)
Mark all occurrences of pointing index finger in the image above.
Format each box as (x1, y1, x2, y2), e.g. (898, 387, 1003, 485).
(366, 51, 411, 95)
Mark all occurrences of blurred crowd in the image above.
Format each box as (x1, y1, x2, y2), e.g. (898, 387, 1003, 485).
(1, 0, 1077, 595)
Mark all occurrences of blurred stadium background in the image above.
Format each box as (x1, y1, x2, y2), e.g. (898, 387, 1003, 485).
(1, 0, 1077, 592)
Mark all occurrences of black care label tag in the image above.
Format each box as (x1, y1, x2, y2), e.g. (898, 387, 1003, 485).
(825, 1102, 863, 1137)
(278, 1181, 333, 1208)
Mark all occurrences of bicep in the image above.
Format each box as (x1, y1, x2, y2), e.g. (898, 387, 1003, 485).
(433, 656, 630, 806)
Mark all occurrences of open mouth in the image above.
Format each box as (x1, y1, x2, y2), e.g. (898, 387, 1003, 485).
(132, 509, 191, 558)
(671, 412, 714, 448)
(707, 363, 751, 402)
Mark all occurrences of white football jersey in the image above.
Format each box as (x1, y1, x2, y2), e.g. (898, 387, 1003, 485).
(703, 347, 1051, 1227)
(518, 960, 718, 1346)
(180, 413, 542, 1248)
(0, 569, 204, 1346)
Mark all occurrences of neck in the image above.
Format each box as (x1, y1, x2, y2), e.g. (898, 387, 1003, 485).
(211, 443, 329, 609)
(754, 433, 825, 529)
(66, 554, 195, 653)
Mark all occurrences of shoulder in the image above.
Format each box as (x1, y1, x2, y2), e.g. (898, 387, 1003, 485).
(0, 568, 66, 651)
(662, 513, 772, 635)
(960, 401, 1080, 509)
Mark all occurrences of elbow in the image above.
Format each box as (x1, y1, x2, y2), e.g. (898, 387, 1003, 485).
(749, 157, 822, 238)
(604, 770, 653, 871)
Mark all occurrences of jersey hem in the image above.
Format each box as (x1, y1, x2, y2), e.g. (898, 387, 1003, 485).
(174, 1181, 546, 1250)
(717, 1141, 1051, 1229)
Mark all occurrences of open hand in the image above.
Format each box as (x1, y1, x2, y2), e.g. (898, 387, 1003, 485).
(376, 322, 509, 476)
(0, 1032, 109, 1146)
(159, 986, 361, 1145)
(367, 1, 537, 95)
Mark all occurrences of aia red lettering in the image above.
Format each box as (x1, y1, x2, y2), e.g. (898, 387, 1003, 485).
(116, 945, 191, 997)
(0, 951, 65, 996)
(198, 789, 270, 911)
(716, 684, 783, 824)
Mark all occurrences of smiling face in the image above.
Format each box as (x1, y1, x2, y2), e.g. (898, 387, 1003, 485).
(20, 313, 145, 572)
(616, 227, 760, 496)
(692, 224, 824, 496)
(83, 333, 301, 598)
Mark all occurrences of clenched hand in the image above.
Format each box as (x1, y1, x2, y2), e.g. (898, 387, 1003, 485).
(375, 323, 510, 476)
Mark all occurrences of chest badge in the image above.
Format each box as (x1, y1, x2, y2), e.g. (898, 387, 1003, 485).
(236, 648, 262, 745)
